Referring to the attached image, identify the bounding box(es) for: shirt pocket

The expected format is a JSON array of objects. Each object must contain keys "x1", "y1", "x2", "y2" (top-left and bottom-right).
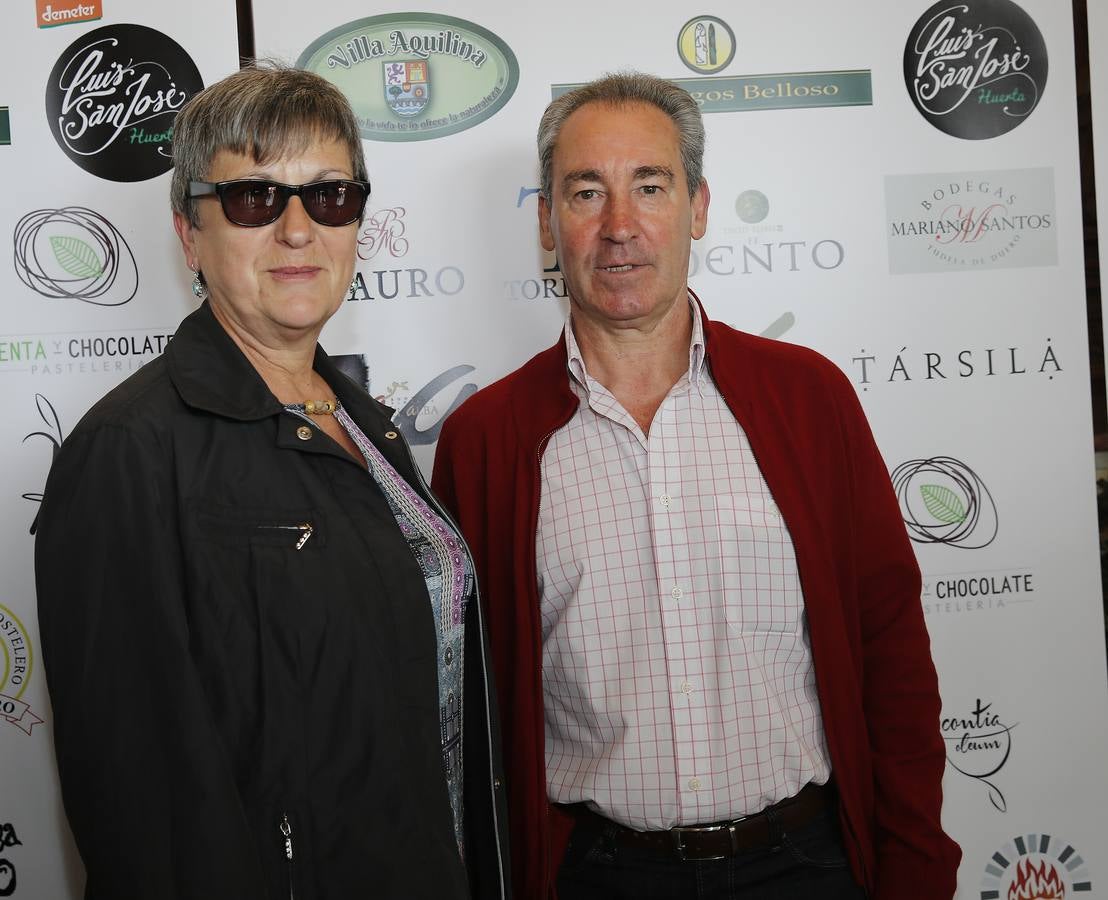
[{"x1": 714, "y1": 493, "x2": 802, "y2": 635}]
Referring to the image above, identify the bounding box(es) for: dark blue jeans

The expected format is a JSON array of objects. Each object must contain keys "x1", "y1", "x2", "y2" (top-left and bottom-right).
[{"x1": 556, "y1": 808, "x2": 866, "y2": 900}]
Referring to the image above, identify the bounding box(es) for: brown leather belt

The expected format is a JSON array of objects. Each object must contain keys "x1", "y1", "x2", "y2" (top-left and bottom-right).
[{"x1": 568, "y1": 782, "x2": 835, "y2": 862}]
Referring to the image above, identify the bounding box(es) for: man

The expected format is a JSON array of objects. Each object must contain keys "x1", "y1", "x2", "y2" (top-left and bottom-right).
[{"x1": 433, "y1": 73, "x2": 960, "y2": 899}]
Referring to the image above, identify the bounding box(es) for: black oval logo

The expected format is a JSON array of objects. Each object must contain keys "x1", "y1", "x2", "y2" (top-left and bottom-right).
[
  {"x1": 45, "y1": 23, "x2": 203, "y2": 181},
  {"x1": 904, "y1": 0, "x2": 1047, "y2": 139}
]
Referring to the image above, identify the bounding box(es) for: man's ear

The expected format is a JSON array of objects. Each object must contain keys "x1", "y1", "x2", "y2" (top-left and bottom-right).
[
  {"x1": 691, "y1": 179, "x2": 710, "y2": 240},
  {"x1": 538, "y1": 193, "x2": 556, "y2": 252}
]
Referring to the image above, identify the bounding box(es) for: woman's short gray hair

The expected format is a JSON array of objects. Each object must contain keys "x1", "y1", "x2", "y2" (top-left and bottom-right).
[
  {"x1": 537, "y1": 72, "x2": 705, "y2": 201},
  {"x1": 170, "y1": 62, "x2": 367, "y2": 227}
]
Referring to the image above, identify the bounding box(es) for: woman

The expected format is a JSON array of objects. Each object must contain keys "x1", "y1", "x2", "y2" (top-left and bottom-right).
[{"x1": 35, "y1": 65, "x2": 508, "y2": 900}]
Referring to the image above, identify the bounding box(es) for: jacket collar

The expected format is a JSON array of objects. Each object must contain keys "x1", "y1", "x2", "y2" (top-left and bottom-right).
[
  {"x1": 166, "y1": 301, "x2": 284, "y2": 421},
  {"x1": 165, "y1": 300, "x2": 392, "y2": 433}
]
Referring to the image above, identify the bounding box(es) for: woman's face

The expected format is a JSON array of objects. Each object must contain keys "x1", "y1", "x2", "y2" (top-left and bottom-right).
[{"x1": 174, "y1": 136, "x2": 359, "y2": 348}]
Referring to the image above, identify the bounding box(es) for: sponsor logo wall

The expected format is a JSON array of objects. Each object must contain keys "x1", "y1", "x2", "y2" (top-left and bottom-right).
[
  {"x1": 0, "y1": 0, "x2": 1104, "y2": 897},
  {"x1": 252, "y1": 4, "x2": 1108, "y2": 897},
  {"x1": 0, "y1": 0, "x2": 238, "y2": 895}
]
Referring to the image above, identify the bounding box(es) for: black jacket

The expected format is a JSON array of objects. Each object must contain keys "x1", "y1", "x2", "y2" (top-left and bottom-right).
[{"x1": 35, "y1": 302, "x2": 510, "y2": 900}]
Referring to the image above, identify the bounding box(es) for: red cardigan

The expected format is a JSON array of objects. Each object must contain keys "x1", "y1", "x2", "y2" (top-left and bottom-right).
[{"x1": 432, "y1": 306, "x2": 961, "y2": 900}]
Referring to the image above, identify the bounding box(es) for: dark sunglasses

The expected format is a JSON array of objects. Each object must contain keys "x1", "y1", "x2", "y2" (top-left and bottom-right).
[{"x1": 188, "y1": 178, "x2": 371, "y2": 227}]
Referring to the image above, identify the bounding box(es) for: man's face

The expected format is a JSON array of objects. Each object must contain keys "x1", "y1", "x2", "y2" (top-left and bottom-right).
[{"x1": 539, "y1": 101, "x2": 709, "y2": 332}]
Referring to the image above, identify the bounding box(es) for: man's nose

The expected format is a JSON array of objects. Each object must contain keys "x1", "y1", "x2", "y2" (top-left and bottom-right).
[{"x1": 601, "y1": 193, "x2": 637, "y2": 242}]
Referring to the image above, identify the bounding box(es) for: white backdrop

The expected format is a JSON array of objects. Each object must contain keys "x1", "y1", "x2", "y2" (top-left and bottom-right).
[
  {"x1": 1, "y1": 1, "x2": 1107, "y2": 897},
  {"x1": 0, "y1": 2, "x2": 238, "y2": 897}
]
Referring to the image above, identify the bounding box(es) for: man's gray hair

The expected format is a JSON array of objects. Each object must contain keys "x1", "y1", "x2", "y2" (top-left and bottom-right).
[
  {"x1": 171, "y1": 62, "x2": 368, "y2": 227},
  {"x1": 537, "y1": 72, "x2": 705, "y2": 201}
]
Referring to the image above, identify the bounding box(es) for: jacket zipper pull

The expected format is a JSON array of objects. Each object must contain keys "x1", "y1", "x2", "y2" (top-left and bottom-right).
[
  {"x1": 294, "y1": 523, "x2": 312, "y2": 550},
  {"x1": 280, "y1": 814, "x2": 295, "y2": 900},
  {"x1": 257, "y1": 522, "x2": 314, "y2": 550}
]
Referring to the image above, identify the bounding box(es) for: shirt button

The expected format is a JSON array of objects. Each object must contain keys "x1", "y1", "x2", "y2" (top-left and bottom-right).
[
  {"x1": 671, "y1": 587, "x2": 683, "y2": 600},
  {"x1": 296, "y1": 426, "x2": 313, "y2": 441},
  {"x1": 680, "y1": 681, "x2": 693, "y2": 695},
  {"x1": 660, "y1": 494, "x2": 672, "y2": 509},
  {"x1": 688, "y1": 777, "x2": 702, "y2": 791}
]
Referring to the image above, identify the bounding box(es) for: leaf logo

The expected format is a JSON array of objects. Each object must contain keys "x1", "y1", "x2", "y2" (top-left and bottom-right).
[
  {"x1": 50, "y1": 235, "x2": 104, "y2": 279},
  {"x1": 13, "y1": 207, "x2": 137, "y2": 305},
  {"x1": 890, "y1": 456, "x2": 998, "y2": 549},
  {"x1": 920, "y1": 483, "x2": 967, "y2": 524}
]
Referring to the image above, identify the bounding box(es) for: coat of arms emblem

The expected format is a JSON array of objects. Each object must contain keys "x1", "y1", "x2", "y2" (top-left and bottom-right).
[{"x1": 384, "y1": 60, "x2": 430, "y2": 117}]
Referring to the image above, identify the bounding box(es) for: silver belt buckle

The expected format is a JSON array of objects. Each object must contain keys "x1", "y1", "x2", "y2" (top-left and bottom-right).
[{"x1": 670, "y1": 820, "x2": 742, "y2": 862}]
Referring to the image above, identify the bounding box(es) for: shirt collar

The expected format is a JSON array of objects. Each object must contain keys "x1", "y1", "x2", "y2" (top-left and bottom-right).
[{"x1": 564, "y1": 293, "x2": 707, "y2": 395}]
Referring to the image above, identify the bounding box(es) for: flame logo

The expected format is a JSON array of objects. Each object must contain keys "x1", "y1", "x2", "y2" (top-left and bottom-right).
[{"x1": 1008, "y1": 858, "x2": 1066, "y2": 899}]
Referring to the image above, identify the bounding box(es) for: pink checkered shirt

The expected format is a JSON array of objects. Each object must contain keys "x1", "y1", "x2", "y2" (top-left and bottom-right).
[{"x1": 537, "y1": 299, "x2": 830, "y2": 831}]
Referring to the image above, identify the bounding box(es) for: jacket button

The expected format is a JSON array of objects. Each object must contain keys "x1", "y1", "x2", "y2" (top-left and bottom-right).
[
  {"x1": 493, "y1": 777, "x2": 502, "y2": 790},
  {"x1": 385, "y1": 430, "x2": 398, "y2": 440},
  {"x1": 296, "y1": 426, "x2": 313, "y2": 441}
]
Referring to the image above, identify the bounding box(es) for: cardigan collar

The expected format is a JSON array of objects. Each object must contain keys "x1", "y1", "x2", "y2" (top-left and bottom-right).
[{"x1": 508, "y1": 288, "x2": 751, "y2": 448}]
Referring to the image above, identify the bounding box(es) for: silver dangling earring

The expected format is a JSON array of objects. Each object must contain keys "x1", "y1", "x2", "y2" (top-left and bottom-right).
[{"x1": 191, "y1": 269, "x2": 208, "y2": 301}]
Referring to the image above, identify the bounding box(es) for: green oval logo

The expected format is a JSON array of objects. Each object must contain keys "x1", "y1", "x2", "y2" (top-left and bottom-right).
[{"x1": 298, "y1": 13, "x2": 519, "y2": 142}]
